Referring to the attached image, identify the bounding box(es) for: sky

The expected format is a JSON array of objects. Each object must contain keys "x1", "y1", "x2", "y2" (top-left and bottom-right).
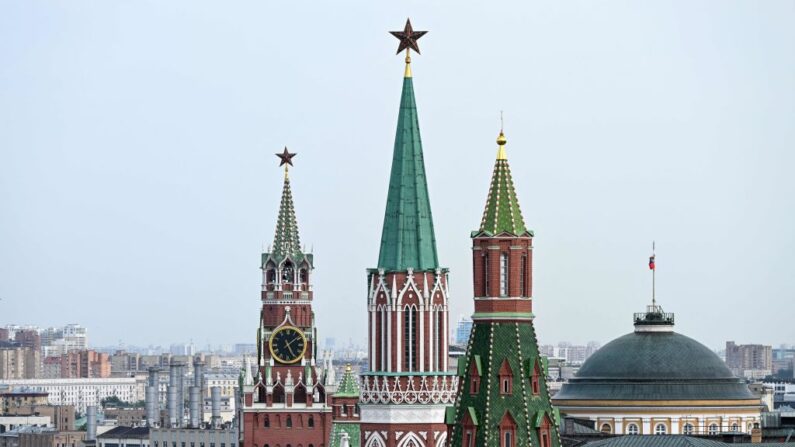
[{"x1": 1, "y1": 1, "x2": 793, "y2": 351}]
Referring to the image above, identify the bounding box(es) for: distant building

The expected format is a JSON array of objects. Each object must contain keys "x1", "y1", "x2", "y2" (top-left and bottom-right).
[
  {"x1": 150, "y1": 427, "x2": 236, "y2": 447},
  {"x1": 0, "y1": 330, "x2": 8, "y2": 343},
  {"x1": 59, "y1": 351, "x2": 111, "y2": 378},
  {"x1": 726, "y1": 341, "x2": 773, "y2": 378},
  {"x1": 554, "y1": 305, "x2": 762, "y2": 436},
  {"x1": 232, "y1": 344, "x2": 255, "y2": 356},
  {"x1": 0, "y1": 390, "x2": 75, "y2": 432},
  {"x1": 40, "y1": 358, "x2": 61, "y2": 380},
  {"x1": 453, "y1": 316, "x2": 472, "y2": 346},
  {"x1": 13, "y1": 331, "x2": 40, "y2": 352},
  {"x1": 0, "y1": 378, "x2": 143, "y2": 414},
  {"x1": 97, "y1": 426, "x2": 150, "y2": 447},
  {"x1": 0, "y1": 345, "x2": 40, "y2": 380}
]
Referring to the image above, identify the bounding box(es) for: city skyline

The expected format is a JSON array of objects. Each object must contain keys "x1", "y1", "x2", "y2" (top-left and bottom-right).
[{"x1": 2, "y1": 2, "x2": 793, "y2": 349}]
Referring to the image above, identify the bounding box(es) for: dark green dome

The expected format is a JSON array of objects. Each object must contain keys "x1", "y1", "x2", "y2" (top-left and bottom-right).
[{"x1": 554, "y1": 330, "x2": 756, "y2": 401}]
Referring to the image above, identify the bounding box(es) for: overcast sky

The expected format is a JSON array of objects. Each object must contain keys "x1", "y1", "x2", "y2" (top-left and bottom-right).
[{"x1": 1, "y1": 1, "x2": 793, "y2": 351}]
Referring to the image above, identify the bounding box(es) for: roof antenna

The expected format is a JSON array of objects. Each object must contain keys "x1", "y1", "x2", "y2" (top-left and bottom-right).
[{"x1": 500, "y1": 110, "x2": 504, "y2": 133}]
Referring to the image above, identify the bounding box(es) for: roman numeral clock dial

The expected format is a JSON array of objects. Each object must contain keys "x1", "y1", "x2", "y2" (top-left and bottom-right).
[{"x1": 268, "y1": 326, "x2": 307, "y2": 364}]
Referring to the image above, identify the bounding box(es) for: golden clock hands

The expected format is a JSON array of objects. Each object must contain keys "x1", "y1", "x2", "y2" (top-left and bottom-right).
[{"x1": 284, "y1": 339, "x2": 297, "y2": 356}]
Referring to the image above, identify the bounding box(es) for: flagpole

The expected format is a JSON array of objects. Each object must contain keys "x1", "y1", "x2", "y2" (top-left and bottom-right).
[{"x1": 652, "y1": 241, "x2": 656, "y2": 309}]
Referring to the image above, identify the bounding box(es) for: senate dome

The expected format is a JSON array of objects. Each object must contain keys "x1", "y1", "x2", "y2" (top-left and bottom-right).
[{"x1": 553, "y1": 305, "x2": 761, "y2": 436}]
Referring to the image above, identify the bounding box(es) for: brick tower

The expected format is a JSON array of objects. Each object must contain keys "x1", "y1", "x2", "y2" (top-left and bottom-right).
[
  {"x1": 241, "y1": 150, "x2": 333, "y2": 447},
  {"x1": 359, "y1": 19, "x2": 456, "y2": 447},
  {"x1": 446, "y1": 131, "x2": 561, "y2": 447}
]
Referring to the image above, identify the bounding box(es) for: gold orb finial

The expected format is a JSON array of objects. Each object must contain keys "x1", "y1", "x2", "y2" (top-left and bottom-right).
[
  {"x1": 345, "y1": 363, "x2": 352, "y2": 373},
  {"x1": 497, "y1": 130, "x2": 507, "y2": 146}
]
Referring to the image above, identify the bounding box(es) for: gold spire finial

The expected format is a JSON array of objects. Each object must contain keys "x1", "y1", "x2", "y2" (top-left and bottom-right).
[
  {"x1": 496, "y1": 112, "x2": 507, "y2": 160},
  {"x1": 404, "y1": 49, "x2": 412, "y2": 78},
  {"x1": 345, "y1": 363, "x2": 352, "y2": 373}
]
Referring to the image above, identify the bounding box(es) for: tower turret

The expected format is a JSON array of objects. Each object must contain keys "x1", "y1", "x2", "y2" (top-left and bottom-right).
[
  {"x1": 242, "y1": 150, "x2": 333, "y2": 447},
  {"x1": 359, "y1": 19, "x2": 456, "y2": 447},
  {"x1": 447, "y1": 129, "x2": 561, "y2": 447}
]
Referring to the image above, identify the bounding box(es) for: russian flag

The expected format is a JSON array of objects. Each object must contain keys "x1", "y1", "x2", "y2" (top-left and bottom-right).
[{"x1": 649, "y1": 255, "x2": 656, "y2": 270}]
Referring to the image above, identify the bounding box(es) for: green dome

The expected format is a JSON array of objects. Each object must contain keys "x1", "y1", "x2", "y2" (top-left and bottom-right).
[{"x1": 554, "y1": 330, "x2": 756, "y2": 401}]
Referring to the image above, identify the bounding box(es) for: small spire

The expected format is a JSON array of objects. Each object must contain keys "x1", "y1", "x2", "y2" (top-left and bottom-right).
[{"x1": 496, "y1": 111, "x2": 507, "y2": 160}]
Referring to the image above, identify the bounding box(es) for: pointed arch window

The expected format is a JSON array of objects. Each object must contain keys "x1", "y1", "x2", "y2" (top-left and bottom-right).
[
  {"x1": 499, "y1": 359, "x2": 513, "y2": 395},
  {"x1": 286, "y1": 415, "x2": 292, "y2": 428},
  {"x1": 520, "y1": 255, "x2": 527, "y2": 297},
  {"x1": 402, "y1": 306, "x2": 419, "y2": 372},
  {"x1": 469, "y1": 356, "x2": 481, "y2": 395},
  {"x1": 500, "y1": 253, "x2": 509, "y2": 296},
  {"x1": 282, "y1": 261, "x2": 294, "y2": 283},
  {"x1": 499, "y1": 411, "x2": 517, "y2": 447}
]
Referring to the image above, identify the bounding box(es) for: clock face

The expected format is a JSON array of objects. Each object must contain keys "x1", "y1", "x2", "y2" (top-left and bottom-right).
[{"x1": 268, "y1": 327, "x2": 306, "y2": 364}]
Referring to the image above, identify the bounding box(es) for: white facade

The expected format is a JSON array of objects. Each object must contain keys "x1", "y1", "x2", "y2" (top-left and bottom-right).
[
  {"x1": 560, "y1": 407, "x2": 761, "y2": 435},
  {"x1": 150, "y1": 427, "x2": 237, "y2": 447},
  {"x1": 0, "y1": 378, "x2": 144, "y2": 413}
]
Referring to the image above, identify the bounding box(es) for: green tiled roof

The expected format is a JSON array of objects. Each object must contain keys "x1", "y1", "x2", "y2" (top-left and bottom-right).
[
  {"x1": 329, "y1": 421, "x2": 361, "y2": 447},
  {"x1": 476, "y1": 134, "x2": 531, "y2": 237},
  {"x1": 335, "y1": 365, "x2": 360, "y2": 398},
  {"x1": 448, "y1": 321, "x2": 561, "y2": 446},
  {"x1": 377, "y1": 76, "x2": 439, "y2": 272},
  {"x1": 554, "y1": 331, "x2": 757, "y2": 401},
  {"x1": 271, "y1": 175, "x2": 302, "y2": 260}
]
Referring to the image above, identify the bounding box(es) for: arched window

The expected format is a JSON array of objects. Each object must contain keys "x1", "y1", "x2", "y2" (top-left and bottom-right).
[
  {"x1": 626, "y1": 424, "x2": 639, "y2": 435},
  {"x1": 300, "y1": 268, "x2": 308, "y2": 285},
  {"x1": 654, "y1": 424, "x2": 667, "y2": 435},
  {"x1": 683, "y1": 423, "x2": 694, "y2": 435},
  {"x1": 500, "y1": 253, "x2": 509, "y2": 296},
  {"x1": 731, "y1": 423, "x2": 739, "y2": 432},
  {"x1": 307, "y1": 416, "x2": 314, "y2": 427},
  {"x1": 708, "y1": 424, "x2": 718, "y2": 435},
  {"x1": 282, "y1": 261, "x2": 294, "y2": 283},
  {"x1": 342, "y1": 404, "x2": 348, "y2": 415},
  {"x1": 286, "y1": 415, "x2": 292, "y2": 428},
  {"x1": 403, "y1": 306, "x2": 418, "y2": 372},
  {"x1": 600, "y1": 424, "x2": 611, "y2": 434},
  {"x1": 264, "y1": 415, "x2": 270, "y2": 427},
  {"x1": 520, "y1": 255, "x2": 527, "y2": 297}
]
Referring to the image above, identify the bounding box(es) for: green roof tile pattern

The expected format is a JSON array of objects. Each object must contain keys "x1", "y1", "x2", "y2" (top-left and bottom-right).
[
  {"x1": 334, "y1": 365, "x2": 360, "y2": 398},
  {"x1": 328, "y1": 421, "x2": 361, "y2": 447},
  {"x1": 477, "y1": 136, "x2": 530, "y2": 237},
  {"x1": 271, "y1": 175, "x2": 302, "y2": 260},
  {"x1": 377, "y1": 76, "x2": 439, "y2": 271},
  {"x1": 448, "y1": 321, "x2": 561, "y2": 446}
]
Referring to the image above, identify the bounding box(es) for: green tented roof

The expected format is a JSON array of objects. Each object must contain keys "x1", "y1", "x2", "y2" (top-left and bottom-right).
[
  {"x1": 477, "y1": 142, "x2": 530, "y2": 237},
  {"x1": 448, "y1": 321, "x2": 562, "y2": 446},
  {"x1": 377, "y1": 76, "x2": 439, "y2": 271},
  {"x1": 334, "y1": 366, "x2": 360, "y2": 398},
  {"x1": 270, "y1": 175, "x2": 303, "y2": 260}
]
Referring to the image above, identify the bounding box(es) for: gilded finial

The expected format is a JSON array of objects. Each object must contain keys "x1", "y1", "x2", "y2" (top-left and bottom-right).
[
  {"x1": 345, "y1": 363, "x2": 352, "y2": 373},
  {"x1": 496, "y1": 113, "x2": 507, "y2": 160}
]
